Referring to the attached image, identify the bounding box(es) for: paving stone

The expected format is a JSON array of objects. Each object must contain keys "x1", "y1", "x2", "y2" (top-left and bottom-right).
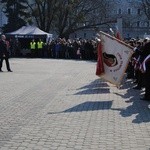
[{"x1": 0, "y1": 58, "x2": 149, "y2": 150}]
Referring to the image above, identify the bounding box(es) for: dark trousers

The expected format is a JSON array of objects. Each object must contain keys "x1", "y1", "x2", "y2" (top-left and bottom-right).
[
  {"x1": 145, "y1": 64, "x2": 150, "y2": 98},
  {"x1": 137, "y1": 71, "x2": 144, "y2": 88},
  {"x1": 0, "y1": 57, "x2": 11, "y2": 71}
]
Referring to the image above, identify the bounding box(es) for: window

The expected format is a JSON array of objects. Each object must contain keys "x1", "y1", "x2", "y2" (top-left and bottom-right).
[
  {"x1": 145, "y1": 21, "x2": 149, "y2": 27},
  {"x1": 118, "y1": 8, "x2": 122, "y2": 14},
  {"x1": 127, "y1": 8, "x2": 131, "y2": 14},
  {"x1": 137, "y1": 21, "x2": 140, "y2": 27},
  {"x1": 137, "y1": 9, "x2": 141, "y2": 15},
  {"x1": 126, "y1": 21, "x2": 131, "y2": 27},
  {"x1": 147, "y1": 21, "x2": 150, "y2": 27},
  {"x1": 74, "y1": 33, "x2": 77, "y2": 38}
]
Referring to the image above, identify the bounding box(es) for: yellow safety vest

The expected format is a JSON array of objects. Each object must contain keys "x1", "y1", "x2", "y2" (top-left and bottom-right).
[
  {"x1": 37, "y1": 41, "x2": 43, "y2": 49},
  {"x1": 30, "y1": 42, "x2": 36, "y2": 49}
]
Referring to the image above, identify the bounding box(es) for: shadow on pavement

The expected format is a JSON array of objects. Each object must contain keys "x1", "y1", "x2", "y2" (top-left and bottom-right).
[
  {"x1": 63, "y1": 101, "x2": 113, "y2": 112},
  {"x1": 48, "y1": 101, "x2": 113, "y2": 114},
  {"x1": 112, "y1": 79, "x2": 150, "y2": 123},
  {"x1": 48, "y1": 79, "x2": 111, "y2": 114},
  {"x1": 75, "y1": 79, "x2": 110, "y2": 95},
  {"x1": 75, "y1": 88, "x2": 110, "y2": 95}
]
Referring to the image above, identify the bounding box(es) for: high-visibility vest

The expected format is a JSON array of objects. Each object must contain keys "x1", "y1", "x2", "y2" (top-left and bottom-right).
[
  {"x1": 30, "y1": 42, "x2": 36, "y2": 49},
  {"x1": 37, "y1": 41, "x2": 43, "y2": 49}
]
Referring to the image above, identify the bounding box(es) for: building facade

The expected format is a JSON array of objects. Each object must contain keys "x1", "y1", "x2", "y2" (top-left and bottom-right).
[
  {"x1": 71, "y1": 0, "x2": 150, "y2": 39},
  {"x1": 0, "y1": 0, "x2": 149, "y2": 39},
  {"x1": 113, "y1": 0, "x2": 150, "y2": 39}
]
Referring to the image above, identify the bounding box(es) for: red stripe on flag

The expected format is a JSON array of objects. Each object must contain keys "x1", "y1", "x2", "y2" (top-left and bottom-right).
[
  {"x1": 96, "y1": 42, "x2": 104, "y2": 76},
  {"x1": 116, "y1": 31, "x2": 121, "y2": 40}
]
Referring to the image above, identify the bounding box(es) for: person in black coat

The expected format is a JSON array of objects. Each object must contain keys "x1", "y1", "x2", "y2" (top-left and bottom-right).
[
  {"x1": 0, "y1": 34, "x2": 12, "y2": 72},
  {"x1": 140, "y1": 39, "x2": 150, "y2": 101}
]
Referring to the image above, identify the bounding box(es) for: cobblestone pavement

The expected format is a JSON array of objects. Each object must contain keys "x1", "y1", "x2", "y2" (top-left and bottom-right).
[{"x1": 0, "y1": 58, "x2": 150, "y2": 150}]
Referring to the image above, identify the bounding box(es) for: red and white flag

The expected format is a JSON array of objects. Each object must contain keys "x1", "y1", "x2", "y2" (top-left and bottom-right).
[{"x1": 96, "y1": 31, "x2": 133, "y2": 86}]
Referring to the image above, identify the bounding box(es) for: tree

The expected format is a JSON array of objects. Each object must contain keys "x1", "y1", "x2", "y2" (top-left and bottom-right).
[
  {"x1": 26, "y1": 0, "x2": 115, "y2": 38},
  {"x1": 26, "y1": 0, "x2": 60, "y2": 32},
  {"x1": 141, "y1": 0, "x2": 150, "y2": 20},
  {"x1": 1, "y1": 0, "x2": 29, "y2": 33},
  {"x1": 53, "y1": 0, "x2": 115, "y2": 38}
]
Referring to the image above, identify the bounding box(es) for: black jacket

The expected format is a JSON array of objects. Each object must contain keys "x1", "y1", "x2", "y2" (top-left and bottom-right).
[
  {"x1": 0, "y1": 40, "x2": 9, "y2": 58},
  {"x1": 140, "y1": 42, "x2": 150, "y2": 62}
]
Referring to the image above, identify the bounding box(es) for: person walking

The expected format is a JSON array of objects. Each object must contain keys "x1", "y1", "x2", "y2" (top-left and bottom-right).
[{"x1": 0, "y1": 34, "x2": 12, "y2": 72}]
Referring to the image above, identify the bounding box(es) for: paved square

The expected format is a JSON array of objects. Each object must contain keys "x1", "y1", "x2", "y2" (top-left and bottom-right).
[{"x1": 0, "y1": 58, "x2": 150, "y2": 150}]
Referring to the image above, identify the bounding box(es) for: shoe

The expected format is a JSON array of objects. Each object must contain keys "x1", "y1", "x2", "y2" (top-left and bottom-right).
[
  {"x1": 140, "y1": 97, "x2": 150, "y2": 101},
  {"x1": 8, "y1": 70, "x2": 13, "y2": 72},
  {"x1": 133, "y1": 86, "x2": 141, "y2": 90},
  {"x1": 133, "y1": 80, "x2": 138, "y2": 84}
]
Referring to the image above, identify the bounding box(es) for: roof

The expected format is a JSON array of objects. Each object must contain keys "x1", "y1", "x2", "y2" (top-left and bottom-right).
[{"x1": 6, "y1": 25, "x2": 52, "y2": 38}]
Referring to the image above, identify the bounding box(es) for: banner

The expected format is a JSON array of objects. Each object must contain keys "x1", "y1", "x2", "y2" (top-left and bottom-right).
[{"x1": 96, "y1": 31, "x2": 133, "y2": 86}]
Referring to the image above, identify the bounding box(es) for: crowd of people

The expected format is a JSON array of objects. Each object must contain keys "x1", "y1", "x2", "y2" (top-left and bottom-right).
[
  {"x1": 30, "y1": 38, "x2": 97, "y2": 60},
  {"x1": 9, "y1": 37, "x2": 98, "y2": 60},
  {"x1": 126, "y1": 37, "x2": 150, "y2": 102}
]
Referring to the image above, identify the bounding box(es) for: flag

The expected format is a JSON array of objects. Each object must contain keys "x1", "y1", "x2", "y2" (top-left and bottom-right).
[
  {"x1": 96, "y1": 31, "x2": 133, "y2": 86},
  {"x1": 96, "y1": 41, "x2": 104, "y2": 76},
  {"x1": 115, "y1": 26, "x2": 121, "y2": 40},
  {"x1": 116, "y1": 31, "x2": 121, "y2": 40}
]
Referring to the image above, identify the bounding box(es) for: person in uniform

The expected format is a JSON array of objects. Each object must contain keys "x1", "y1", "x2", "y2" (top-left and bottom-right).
[
  {"x1": 30, "y1": 39, "x2": 37, "y2": 58},
  {"x1": 140, "y1": 38, "x2": 150, "y2": 101},
  {"x1": 37, "y1": 39, "x2": 44, "y2": 57}
]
